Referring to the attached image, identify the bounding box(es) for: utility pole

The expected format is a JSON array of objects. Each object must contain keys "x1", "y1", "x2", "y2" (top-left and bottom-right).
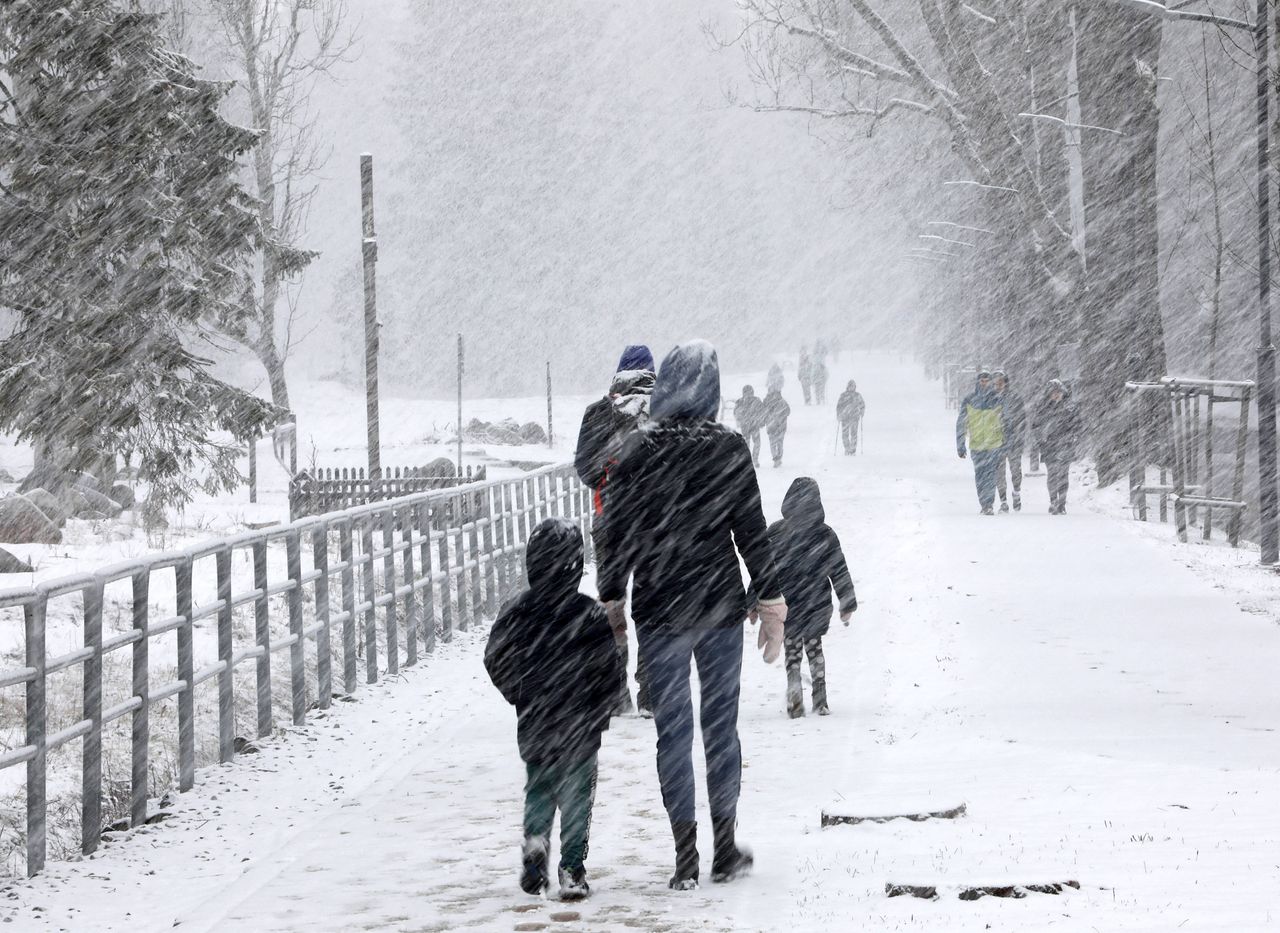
[
  {"x1": 1254, "y1": 0, "x2": 1277, "y2": 563},
  {"x1": 360, "y1": 154, "x2": 381, "y2": 480},
  {"x1": 546, "y1": 362, "x2": 554, "y2": 447},
  {"x1": 457, "y1": 333, "x2": 464, "y2": 476}
]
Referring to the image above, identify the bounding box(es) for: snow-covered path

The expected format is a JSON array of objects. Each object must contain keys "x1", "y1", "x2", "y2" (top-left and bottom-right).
[{"x1": 8, "y1": 354, "x2": 1280, "y2": 932}]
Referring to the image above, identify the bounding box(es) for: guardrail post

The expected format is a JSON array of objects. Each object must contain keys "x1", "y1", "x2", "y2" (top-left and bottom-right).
[
  {"x1": 339, "y1": 519, "x2": 357, "y2": 693},
  {"x1": 361, "y1": 518, "x2": 378, "y2": 682},
  {"x1": 252, "y1": 539, "x2": 272, "y2": 737},
  {"x1": 286, "y1": 529, "x2": 306, "y2": 724},
  {"x1": 481, "y1": 487, "x2": 497, "y2": 618},
  {"x1": 494, "y1": 484, "x2": 510, "y2": 604},
  {"x1": 25, "y1": 596, "x2": 46, "y2": 876},
  {"x1": 400, "y1": 505, "x2": 418, "y2": 667},
  {"x1": 215, "y1": 550, "x2": 234, "y2": 764},
  {"x1": 313, "y1": 523, "x2": 333, "y2": 707},
  {"x1": 515, "y1": 479, "x2": 529, "y2": 589},
  {"x1": 416, "y1": 501, "x2": 436, "y2": 653},
  {"x1": 81, "y1": 580, "x2": 103, "y2": 856},
  {"x1": 381, "y1": 507, "x2": 399, "y2": 675},
  {"x1": 454, "y1": 492, "x2": 469, "y2": 631},
  {"x1": 176, "y1": 558, "x2": 195, "y2": 791},
  {"x1": 132, "y1": 569, "x2": 152, "y2": 821},
  {"x1": 435, "y1": 501, "x2": 453, "y2": 643},
  {"x1": 468, "y1": 497, "x2": 483, "y2": 622}
]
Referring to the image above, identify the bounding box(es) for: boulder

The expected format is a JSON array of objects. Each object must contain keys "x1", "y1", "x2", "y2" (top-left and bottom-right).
[
  {"x1": 70, "y1": 487, "x2": 123, "y2": 519},
  {"x1": 19, "y1": 489, "x2": 68, "y2": 528},
  {"x1": 520, "y1": 422, "x2": 548, "y2": 445},
  {"x1": 0, "y1": 547, "x2": 32, "y2": 574},
  {"x1": 71, "y1": 472, "x2": 103, "y2": 494},
  {"x1": 0, "y1": 469, "x2": 15, "y2": 484},
  {"x1": 423, "y1": 457, "x2": 456, "y2": 478},
  {"x1": 19, "y1": 465, "x2": 65, "y2": 495},
  {"x1": 0, "y1": 495, "x2": 62, "y2": 544},
  {"x1": 108, "y1": 484, "x2": 136, "y2": 509}
]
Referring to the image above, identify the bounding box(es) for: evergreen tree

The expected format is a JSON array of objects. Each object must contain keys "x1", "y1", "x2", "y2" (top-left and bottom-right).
[{"x1": 0, "y1": 0, "x2": 281, "y2": 512}]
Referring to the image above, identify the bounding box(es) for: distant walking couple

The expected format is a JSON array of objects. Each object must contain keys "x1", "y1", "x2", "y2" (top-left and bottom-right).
[
  {"x1": 956, "y1": 369, "x2": 1081, "y2": 515},
  {"x1": 487, "y1": 341, "x2": 788, "y2": 899}
]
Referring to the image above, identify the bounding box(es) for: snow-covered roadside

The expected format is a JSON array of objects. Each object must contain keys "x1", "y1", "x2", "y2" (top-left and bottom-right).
[{"x1": 5, "y1": 352, "x2": 1280, "y2": 931}]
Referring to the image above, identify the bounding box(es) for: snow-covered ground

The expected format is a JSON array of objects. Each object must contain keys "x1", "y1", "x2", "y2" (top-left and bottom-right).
[{"x1": 4, "y1": 352, "x2": 1280, "y2": 931}]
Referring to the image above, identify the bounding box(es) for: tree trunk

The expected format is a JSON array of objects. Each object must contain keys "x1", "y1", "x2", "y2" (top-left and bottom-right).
[{"x1": 258, "y1": 340, "x2": 291, "y2": 411}]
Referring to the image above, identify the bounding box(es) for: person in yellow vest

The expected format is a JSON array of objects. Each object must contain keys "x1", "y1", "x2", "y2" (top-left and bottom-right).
[{"x1": 955, "y1": 370, "x2": 1005, "y2": 515}]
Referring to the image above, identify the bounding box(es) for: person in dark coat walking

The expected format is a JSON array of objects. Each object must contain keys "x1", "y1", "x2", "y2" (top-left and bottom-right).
[
  {"x1": 598, "y1": 340, "x2": 787, "y2": 891},
  {"x1": 755, "y1": 478, "x2": 856, "y2": 717},
  {"x1": 835, "y1": 381, "x2": 865, "y2": 455},
  {"x1": 574, "y1": 345, "x2": 655, "y2": 715},
  {"x1": 766, "y1": 363, "x2": 784, "y2": 394},
  {"x1": 484, "y1": 518, "x2": 625, "y2": 901},
  {"x1": 762, "y1": 387, "x2": 791, "y2": 468},
  {"x1": 733, "y1": 385, "x2": 765, "y2": 468},
  {"x1": 1032, "y1": 379, "x2": 1083, "y2": 514},
  {"x1": 798, "y1": 346, "x2": 814, "y2": 405},
  {"x1": 993, "y1": 371, "x2": 1027, "y2": 512},
  {"x1": 812, "y1": 357, "x2": 829, "y2": 405}
]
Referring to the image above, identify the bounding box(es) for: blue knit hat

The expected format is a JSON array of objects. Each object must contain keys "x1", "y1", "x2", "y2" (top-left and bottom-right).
[{"x1": 616, "y1": 345, "x2": 655, "y2": 373}]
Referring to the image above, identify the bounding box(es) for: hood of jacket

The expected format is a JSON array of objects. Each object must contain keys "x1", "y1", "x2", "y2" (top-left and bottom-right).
[
  {"x1": 650, "y1": 340, "x2": 721, "y2": 421},
  {"x1": 616, "y1": 345, "x2": 654, "y2": 374},
  {"x1": 781, "y1": 476, "x2": 825, "y2": 525},
  {"x1": 524, "y1": 517, "x2": 584, "y2": 605}
]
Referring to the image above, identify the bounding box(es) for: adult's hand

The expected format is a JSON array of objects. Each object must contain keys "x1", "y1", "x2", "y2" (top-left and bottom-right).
[
  {"x1": 957, "y1": 447, "x2": 967, "y2": 459},
  {"x1": 604, "y1": 600, "x2": 628, "y2": 647},
  {"x1": 756, "y1": 598, "x2": 787, "y2": 663},
  {"x1": 840, "y1": 609, "x2": 854, "y2": 625}
]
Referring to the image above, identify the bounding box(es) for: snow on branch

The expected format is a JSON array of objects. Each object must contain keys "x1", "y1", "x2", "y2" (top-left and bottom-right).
[{"x1": 1081, "y1": 0, "x2": 1251, "y2": 32}]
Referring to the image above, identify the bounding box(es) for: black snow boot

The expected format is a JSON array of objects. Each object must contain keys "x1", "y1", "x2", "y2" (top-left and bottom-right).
[
  {"x1": 710, "y1": 817, "x2": 754, "y2": 883},
  {"x1": 812, "y1": 678, "x2": 829, "y2": 716},
  {"x1": 786, "y1": 664, "x2": 804, "y2": 718},
  {"x1": 668, "y1": 820, "x2": 700, "y2": 890},
  {"x1": 520, "y1": 836, "x2": 550, "y2": 895},
  {"x1": 558, "y1": 865, "x2": 590, "y2": 901}
]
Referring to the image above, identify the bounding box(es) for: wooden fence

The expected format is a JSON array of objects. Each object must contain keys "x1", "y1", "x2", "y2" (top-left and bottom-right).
[
  {"x1": 0, "y1": 463, "x2": 589, "y2": 877},
  {"x1": 289, "y1": 465, "x2": 489, "y2": 518}
]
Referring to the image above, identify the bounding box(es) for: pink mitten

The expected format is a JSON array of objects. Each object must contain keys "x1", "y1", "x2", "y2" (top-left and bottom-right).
[{"x1": 756, "y1": 598, "x2": 787, "y2": 663}]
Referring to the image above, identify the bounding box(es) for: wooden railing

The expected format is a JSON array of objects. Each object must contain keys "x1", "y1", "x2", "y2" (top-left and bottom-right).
[
  {"x1": 289, "y1": 464, "x2": 489, "y2": 518},
  {"x1": 0, "y1": 463, "x2": 590, "y2": 877}
]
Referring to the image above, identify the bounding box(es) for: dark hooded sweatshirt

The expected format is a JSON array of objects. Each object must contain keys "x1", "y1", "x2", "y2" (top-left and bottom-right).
[
  {"x1": 597, "y1": 341, "x2": 782, "y2": 632},
  {"x1": 762, "y1": 478, "x2": 856, "y2": 641},
  {"x1": 484, "y1": 518, "x2": 624, "y2": 765}
]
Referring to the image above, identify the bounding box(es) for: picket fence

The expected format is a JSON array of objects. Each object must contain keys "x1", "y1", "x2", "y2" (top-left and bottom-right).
[{"x1": 0, "y1": 463, "x2": 588, "y2": 877}]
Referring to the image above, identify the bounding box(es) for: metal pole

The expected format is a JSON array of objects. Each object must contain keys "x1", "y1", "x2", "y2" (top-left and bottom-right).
[
  {"x1": 546, "y1": 361, "x2": 554, "y2": 447},
  {"x1": 457, "y1": 333, "x2": 464, "y2": 476},
  {"x1": 360, "y1": 154, "x2": 381, "y2": 481},
  {"x1": 1256, "y1": 3, "x2": 1278, "y2": 564}
]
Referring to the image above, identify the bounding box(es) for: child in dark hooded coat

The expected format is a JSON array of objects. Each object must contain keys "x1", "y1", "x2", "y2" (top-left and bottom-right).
[
  {"x1": 484, "y1": 518, "x2": 624, "y2": 901},
  {"x1": 757, "y1": 478, "x2": 857, "y2": 717}
]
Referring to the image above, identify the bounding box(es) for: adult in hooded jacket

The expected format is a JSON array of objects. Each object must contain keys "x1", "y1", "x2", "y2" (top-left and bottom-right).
[
  {"x1": 1032, "y1": 380, "x2": 1082, "y2": 514},
  {"x1": 956, "y1": 370, "x2": 1005, "y2": 514},
  {"x1": 835, "y1": 381, "x2": 865, "y2": 455},
  {"x1": 597, "y1": 340, "x2": 786, "y2": 891},
  {"x1": 733, "y1": 385, "x2": 765, "y2": 467}
]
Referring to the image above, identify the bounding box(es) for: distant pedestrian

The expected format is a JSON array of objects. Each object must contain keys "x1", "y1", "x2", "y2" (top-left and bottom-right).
[
  {"x1": 755, "y1": 478, "x2": 857, "y2": 718},
  {"x1": 766, "y1": 363, "x2": 784, "y2": 394},
  {"x1": 835, "y1": 380, "x2": 864, "y2": 455},
  {"x1": 573, "y1": 344, "x2": 655, "y2": 715},
  {"x1": 734, "y1": 385, "x2": 765, "y2": 467},
  {"x1": 798, "y1": 346, "x2": 814, "y2": 405},
  {"x1": 763, "y1": 386, "x2": 791, "y2": 467},
  {"x1": 956, "y1": 370, "x2": 1005, "y2": 515},
  {"x1": 1032, "y1": 379, "x2": 1082, "y2": 515},
  {"x1": 812, "y1": 356, "x2": 829, "y2": 405},
  {"x1": 993, "y1": 370, "x2": 1026, "y2": 513},
  {"x1": 484, "y1": 518, "x2": 624, "y2": 902},
  {"x1": 598, "y1": 340, "x2": 786, "y2": 891}
]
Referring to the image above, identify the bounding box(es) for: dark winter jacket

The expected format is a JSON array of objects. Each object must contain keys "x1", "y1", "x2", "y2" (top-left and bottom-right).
[
  {"x1": 836, "y1": 383, "x2": 865, "y2": 425},
  {"x1": 574, "y1": 362, "x2": 655, "y2": 493},
  {"x1": 484, "y1": 518, "x2": 624, "y2": 765},
  {"x1": 734, "y1": 387, "x2": 764, "y2": 435},
  {"x1": 798, "y1": 351, "x2": 814, "y2": 387},
  {"x1": 757, "y1": 479, "x2": 856, "y2": 641},
  {"x1": 1032, "y1": 385, "x2": 1083, "y2": 463},
  {"x1": 762, "y1": 389, "x2": 791, "y2": 435},
  {"x1": 956, "y1": 380, "x2": 1004, "y2": 454},
  {"x1": 998, "y1": 388, "x2": 1028, "y2": 450},
  {"x1": 766, "y1": 364, "x2": 784, "y2": 393},
  {"x1": 597, "y1": 341, "x2": 782, "y2": 632}
]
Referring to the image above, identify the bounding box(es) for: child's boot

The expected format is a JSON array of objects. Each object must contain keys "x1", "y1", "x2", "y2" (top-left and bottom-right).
[
  {"x1": 786, "y1": 666, "x2": 804, "y2": 718},
  {"x1": 812, "y1": 677, "x2": 829, "y2": 716},
  {"x1": 520, "y1": 836, "x2": 550, "y2": 895}
]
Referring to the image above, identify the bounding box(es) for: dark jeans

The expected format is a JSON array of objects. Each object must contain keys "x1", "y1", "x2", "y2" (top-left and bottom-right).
[
  {"x1": 840, "y1": 419, "x2": 860, "y2": 454},
  {"x1": 767, "y1": 429, "x2": 786, "y2": 465},
  {"x1": 996, "y1": 446, "x2": 1023, "y2": 500},
  {"x1": 970, "y1": 449, "x2": 1001, "y2": 509},
  {"x1": 801, "y1": 381, "x2": 812, "y2": 404},
  {"x1": 745, "y1": 430, "x2": 761, "y2": 467},
  {"x1": 524, "y1": 753, "x2": 598, "y2": 872},
  {"x1": 1046, "y1": 459, "x2": 1071, "y2": 510},
  {"x1": 640, "y1": 625, "x2": 743, "y2": 825}
]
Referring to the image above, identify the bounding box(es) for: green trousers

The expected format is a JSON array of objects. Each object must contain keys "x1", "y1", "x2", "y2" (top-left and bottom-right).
[{"x1": 524, "y1": 753, "x2": 598, "y2": 872}]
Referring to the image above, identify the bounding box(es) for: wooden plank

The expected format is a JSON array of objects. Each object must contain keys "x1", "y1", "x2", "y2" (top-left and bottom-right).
[
  {"x1": 361, "y1": 519, "x2": 378, "y2": 682},
  {"x1": 175, "y1": 558, "x2": 196, "y2": 791},
  {"x1": 81, "y1": 580, "x2": 104, "y2": 856},
  {"x1": 339, "y1": 520, "x2": 357, "y2": 693},
  {"x1": 25, "y1": 597, "x2": 46, "y2": 876},
  {"x1": 285, "y1": 529, "x2": 306, "y2": 725},
  {"x1": 481, "y1": 485, "x2": 497, "y2": 618},
  {"x1": 436, "y1": 501, "x2": 453, "y2": 643},
  {"x1": 215, "y1": 550, "x2": 235, "y2": 764},
  {"x1": 822, "y1": 802, "x2": 966, "y2": 826},
  {"x1": 381, "y1": 508, "x2": 398, "y2": 675},
  {"x1": 468, "y1": 498, "x2": 483, "y2": 622},
  {"x1": 252, "y1": 539, "x2": 272, "y2": 738},
  {"x1": 417, "y1": 502, "x2": 436, "y2": 654},
  {"x1": 313, "y1": 523, "x2": 333, "y2": 707},
  {"x1": 400, "y1": 505, "x2": 418, "y2": 668},
  {"x1": 132, "y1": 569, "x2": 152, "y2": 823},
  {"x1": 454, "y1": 493, "x2": 468, "y2": 632}
]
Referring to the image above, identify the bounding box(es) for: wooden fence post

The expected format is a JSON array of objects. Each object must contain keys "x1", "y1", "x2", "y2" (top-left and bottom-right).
[
  {"x1": 215, "y1": 550, "x2": 234, "y2": 764},
  {"x1": 25, "y1": 596, "x2": 46, "y2": 876},
  {"x1": 133, "y1": 569, "x2": 153, "y2": 819},
  {"x1": 1230, "y1": 386, "x2": 1252, "y2": 547},
  {"x1": 454, "y1": 493, "x2": 469, "y2": 631},
  {"x1": 381, "y1": 508, "x2": 399, "y2": 675},
  {"x1": 313, "y1": 523, "x2": 333, "y2": 708},
  {"x1": 81, "y1": 580, "x2": 103, "y2": 856},
  {"x1": 252, "y1": 539, "x2": 272, "y2": 738},
  {"x1": 361, "y1": 518, "x2": 378, "y2": 682},
  {"x1": 468, "y1": 500, "x2": 483, "y2": 622},
  {"x1": 286, "y1": 529, "x2": 307, "y2": 725},
  {"x1": 435, "y1": 501, "x2": 453, "y2": 643},
  {"x1": 417, "y1": 501, "x2": 436, "y2": 653},
  {"x1": 401, "y1": 505, "x2": 418, "y2": 667},
  {"x1": 482, "y1": 487, "x2": 497, "y2": 618},
  {"x1": 339, "y1": 519, "x2": 358, "y2": 693},
  {"x1": 176, "y1": 558, "x2": 195, "y2": 791}
]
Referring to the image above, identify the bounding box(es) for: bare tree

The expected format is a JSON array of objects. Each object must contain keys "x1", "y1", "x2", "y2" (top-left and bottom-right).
[{"x1": 205, "y1": 0, "x2": 357, "y2": 410}]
